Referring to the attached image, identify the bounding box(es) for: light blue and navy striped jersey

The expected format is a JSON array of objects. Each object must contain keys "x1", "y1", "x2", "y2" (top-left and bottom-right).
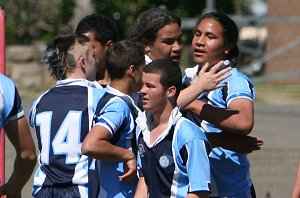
[
  {"x1": 93, "y1": 85, "x2": 140, "y2": 198},
  {"x1": 136, "y1": 107, "x2": 211, "y2": 198},
  {"x1": 183, "y1": 66, "x2": 255, "y2": 197},
  {"x1": 0, "y1": 73, "x2": 24, "y2": 129},
  {"x1": 29, "y1": 79, "x2": 106, "y2": 197}
]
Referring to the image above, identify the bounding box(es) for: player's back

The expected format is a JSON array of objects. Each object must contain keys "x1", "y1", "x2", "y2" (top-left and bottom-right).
[{"x1": 30, "y1": 79, "x2": 105, "y2": 195}]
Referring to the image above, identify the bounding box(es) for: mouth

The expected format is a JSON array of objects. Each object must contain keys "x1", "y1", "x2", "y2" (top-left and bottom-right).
[
  {"x1": 171, "y1": 55, "x2": 181, "y2": 63},
  {"x1": 142, "y1": 97, "x2": 149, "y2": 104},
  {"x1": 193, "y1": 48, "x2": 207, "y2": 58}
]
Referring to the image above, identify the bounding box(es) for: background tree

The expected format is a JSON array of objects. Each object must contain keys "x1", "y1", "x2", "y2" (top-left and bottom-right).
[
  {"x1": 2, "y1": 0, "x2": 250, "y2": 44},
  {"x1": 2, "y1": 0, "x2": 75, "y2": 44}
]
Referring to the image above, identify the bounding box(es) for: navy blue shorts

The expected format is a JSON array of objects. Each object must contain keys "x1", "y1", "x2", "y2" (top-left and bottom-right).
[{"x1": 34, "y1": 186, "x2": 81, "y2": 198}]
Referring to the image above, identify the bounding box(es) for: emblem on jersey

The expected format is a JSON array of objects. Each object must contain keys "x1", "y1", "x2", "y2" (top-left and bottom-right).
[
  {"x1": 159, "y1": 154, "x2": 173, "y2": 168},
  {"x1": 138, "y1": 144, "x2": 145, "y2": 157}
]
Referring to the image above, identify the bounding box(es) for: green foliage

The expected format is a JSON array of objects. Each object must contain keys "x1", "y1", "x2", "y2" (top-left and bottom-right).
[
  {"x1": 91, "y1": 0, "x2": 236, "y2": 40},
  {"x1": 2, "y1": 0, "x2": 75, "y2": 44},
  {"x1": 2, "y1": 0, "x2": 242, "y2": 44}
]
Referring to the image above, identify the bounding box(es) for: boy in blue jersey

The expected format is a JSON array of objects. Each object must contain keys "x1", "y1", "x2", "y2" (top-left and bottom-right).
[
  {"x1": 181, "y1": 12, "x2": 258, "y2": 198},
  {"x1": 29, "y1": 33, "x2": 105, "y2": 197},
  {"x1": 135, "y1": 59, "x2": 211, "y2": 198},
  {"x1": 82, "y1": 40, "x2": 145, "y2": 197},
  {"x1": 128, "y1": 8, "x2": 262, "y2": 154},
  {"x1": 0, "y1": 74, "x2": 36, "y2": 197}
]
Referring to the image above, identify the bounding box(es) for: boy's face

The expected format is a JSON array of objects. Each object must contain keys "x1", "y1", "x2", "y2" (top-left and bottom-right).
[
  {"x1": 84, "y1": 43, "x2": 97, "y2": 81},
  {"x1": 192, "y1": 18, "x2": 227, "y2": 67},
  {"x1": 140, "y1": 72, "x2": 167, "y2": 113},
  {"x1": 146, "y1": 23, "x2": 183, "y2": 64},
  {"x1": 83, "y1": 31, "x2": 107, "y2": 79}
]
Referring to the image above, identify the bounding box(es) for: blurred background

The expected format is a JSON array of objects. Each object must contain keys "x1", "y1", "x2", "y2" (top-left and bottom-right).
[{"x1": 1, "y1": 0, "x2": 300, "y2": 197}]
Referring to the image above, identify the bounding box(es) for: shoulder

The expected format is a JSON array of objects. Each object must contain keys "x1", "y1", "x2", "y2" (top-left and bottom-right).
[
  {"x1": 175, "y1": 118, "x2": 207, "y2": 142},
  {"x1": 225, "y1": 68, "x2": 254, "y2": 84},
  {"x1": 0, "y1": 74, "x2": 15, "y2": 93},
  {"x1": 102, "y1": 95, "x2": 131, "y2": 114}
]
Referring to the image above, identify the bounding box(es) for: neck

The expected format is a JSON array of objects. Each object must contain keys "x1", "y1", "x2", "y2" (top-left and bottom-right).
[
  {"x1": 151, "y1": 103, "x2": 174, "y2": 129},
  {"x1": 66, "y1": 71, "x2": 85, "y2": 80},
  {"x1": 98, "y1": 70, "x2": 110, "y2": 85},
  {"x1": 109, "y1": 78, "x2": 132, "y2": 96}
]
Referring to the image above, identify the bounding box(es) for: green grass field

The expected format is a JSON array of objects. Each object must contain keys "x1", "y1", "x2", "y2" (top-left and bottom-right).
[{"x1": 254, "y1": 82, "x2": 300, "y2": 104}]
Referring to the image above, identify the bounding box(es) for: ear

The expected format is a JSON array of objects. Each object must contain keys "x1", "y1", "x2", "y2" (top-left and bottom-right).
[
  {"x1": 105, "y1": 40, "x2": 113, "y2": 49},
  {"x1": 166, "y1": 86, "x2": 177, "y2": 98},
  {"x1": 225, "y1": 43, "x2": 233, "y2": 55},
  {"x1": 79, "y1": 56, "x2": 86, "y2": 71},
  {"x1": 127, "y1": 64, "x2": 135, "y2": 78},
  {"x1": 141, "y1": 37, "x2": 150, "y2": 53}
]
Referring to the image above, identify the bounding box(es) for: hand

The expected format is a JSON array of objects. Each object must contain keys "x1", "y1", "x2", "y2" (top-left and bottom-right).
[
  {"x1": 195, "y1": 61, "x2": 231, "y2": 92},
  {"x1": 0, "y1": 183, "x2": 21, "y2": 198},
  {"x1": 211, "y1": 132, "x2": 264, "y2": 154},
  {"x1": 119, "y1": 156, "x2": 137, "y2": 182}
]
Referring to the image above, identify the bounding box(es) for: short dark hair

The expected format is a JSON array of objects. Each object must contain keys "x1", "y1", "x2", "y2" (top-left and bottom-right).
[
  {"x1": 75, "y1": 14, "x2": 119, "y2": 44},
  {"x1": 43, "y1": 33, "x2": 89, "y2": 80},
  {"x1": 144, "y1": 59, "x2": 182, "y2": 98},
  {"x1": 127, "y1": 8, "x2": 181, "y2": 45},
  {"x1": 105, "y1": 40, "x2": 145, "y2": 80},
  {"x1": 196, "y1": 12, "x2": 239, "y2": 63}
]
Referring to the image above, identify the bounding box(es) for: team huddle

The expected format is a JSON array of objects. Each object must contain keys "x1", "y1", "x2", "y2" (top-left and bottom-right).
[{"x1": 0, "y1": 8, "x2": 264, "y2": 198}]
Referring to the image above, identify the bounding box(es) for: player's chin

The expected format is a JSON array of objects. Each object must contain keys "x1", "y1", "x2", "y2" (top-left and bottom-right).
[
  {"x1": 171, "y1": 56, "x2": 181, "y2": 64},
  {"x1": 193, "y1": 55, "x2": 206, "y2": 65}
]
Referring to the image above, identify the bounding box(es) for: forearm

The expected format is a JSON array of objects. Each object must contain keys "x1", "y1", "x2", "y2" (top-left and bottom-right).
[
  {"x1": 82, "y1": 139, "x2": 135, "y2": 162},
  {"x1": 7, "y1": 154, "x2": 36, "y2": 192},
  {"x1": 134, "y1": 177, "x2": 148, "y2": 198},
  {"x1": 3, "y1": 117, "x2": 37, "y2": 192},
  {"x1": 185, "y1": 100, "x2": 253, "y2": 135},
  {"x1": 177, "y1": 83, "x2": 205, "y2": 108},
  {"x1": 186, "y1": 191, "x2": 209, "y2": 198},
  {"x1": 292, "y1": 163, "x2": 300, "y2": 198}
]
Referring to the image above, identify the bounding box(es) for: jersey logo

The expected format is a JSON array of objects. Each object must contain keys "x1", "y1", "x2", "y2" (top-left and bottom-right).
[
  {"x1": 138, "y1": 144, "x2": 145, "y2": 157},
  {"x1": 159, "y1": 154, "x2": 173, "y2": 168}
]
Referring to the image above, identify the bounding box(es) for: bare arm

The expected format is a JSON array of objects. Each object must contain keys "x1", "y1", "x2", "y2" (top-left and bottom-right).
[
  {"x1": 82, "y1": 125, "x2": 136, "y2": 181},
  {"x1": 0, "y1": 117, "x2": 37, "y2": 198},
  {"x1": 134, "y1": 177, "x2": 148, "y2": 198},
  {"x1": 206, "y1": 132, "x2": 263, "y2": 154},
  {"x1": 177, "y1": 61, "x2": 231, "y2": 109},
  {"x1": 186, "y1": 191, "x2": 209, "y2": 198},
  {"x1": 292, "y1": 162, "x2": 300, "y2": 198},
  {"x1": 184, "y1": 98, "x2": 254, "y2": 135}
]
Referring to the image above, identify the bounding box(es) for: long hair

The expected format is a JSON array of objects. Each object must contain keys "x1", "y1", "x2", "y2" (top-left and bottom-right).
[
  {"x1": 127, "y1": 8, "x2": 181, "y2": 45},
  {"x1": 196, "y1": 12, "x2": 239, "y2": 64}
]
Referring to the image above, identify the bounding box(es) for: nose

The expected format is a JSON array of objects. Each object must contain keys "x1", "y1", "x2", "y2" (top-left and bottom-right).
[
  {"x1": 195, "y1": 36, "x2": 205, "y2": 47},
  {"x1": 140, "y1": 84, "x2": 147, "y2": 94},
  {"x1": 173, "y1": 40, "x2": 183, "y2": 52}
]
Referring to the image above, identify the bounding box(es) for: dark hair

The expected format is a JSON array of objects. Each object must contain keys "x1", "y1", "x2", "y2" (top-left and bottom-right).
[
  {"x1": 75, "y1": 14, "x2": 119, "y2": 44},
  {"x1": 43, "y1": 33, "x2": 89, "y2": 80},
  {"x1": 105, "y1": 40, "x2": 145, "y2": 80},
  {"x1": 127, "y1": 8, "x2": 181, "y2": 45},
  {"x1": 144, "y1": 59, "x2": 182, "y2": 98},
  {"x1": 196, "y1": 12, "x2": 239, "y2": 63}
]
